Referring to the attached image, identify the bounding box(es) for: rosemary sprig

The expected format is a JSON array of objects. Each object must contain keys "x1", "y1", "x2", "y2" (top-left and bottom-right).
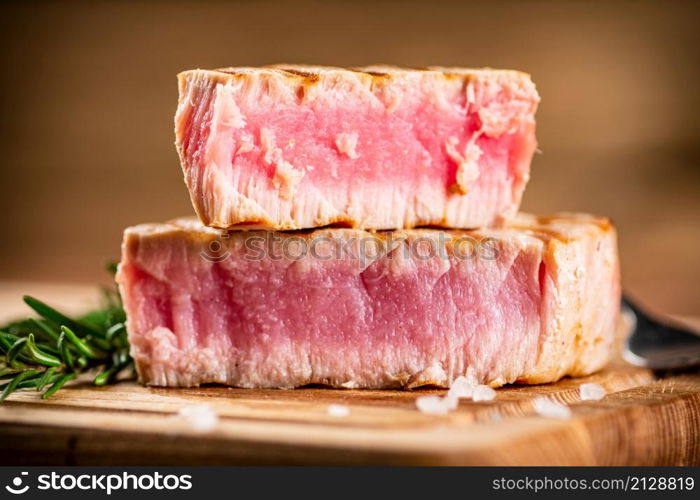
[{"x1": 0, "y1": 264, "x2": 133, "y2": 400}]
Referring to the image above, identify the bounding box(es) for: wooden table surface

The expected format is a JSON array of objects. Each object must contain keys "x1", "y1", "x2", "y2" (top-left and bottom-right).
[{"x1": 0, "y1": 282, "x2": 699, "y2": 466}]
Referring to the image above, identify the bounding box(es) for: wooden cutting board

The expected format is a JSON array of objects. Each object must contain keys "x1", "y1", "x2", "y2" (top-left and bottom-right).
[{"x1": 0, "y1": 282, "x2": 699, "y2": 466}]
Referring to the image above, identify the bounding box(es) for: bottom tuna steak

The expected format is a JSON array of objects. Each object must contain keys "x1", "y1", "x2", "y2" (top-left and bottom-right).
[{"x1": 117, "y1": 213, "x2": 619, "y2": 388}]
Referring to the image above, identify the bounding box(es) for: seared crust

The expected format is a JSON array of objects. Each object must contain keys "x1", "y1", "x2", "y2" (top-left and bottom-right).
[
  {"x1": 183, "y1": 64, "x2": 534, "y2": 84},
  {"x1": 125, "y1": 212, "x2": 613, "y2": 244},
  {"x1": 178, "y1": 65, "x2": 537, "y2": 110}
]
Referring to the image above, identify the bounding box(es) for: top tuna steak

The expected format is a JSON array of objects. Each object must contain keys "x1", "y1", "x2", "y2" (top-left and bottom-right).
[{"x1": 175, "y1": 65, "x2": 539, "y2": 230}]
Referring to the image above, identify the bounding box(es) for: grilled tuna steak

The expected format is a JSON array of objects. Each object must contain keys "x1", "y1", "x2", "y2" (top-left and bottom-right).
[
  {"x1": 175, "y1": 65, "x2": 539, "y2": 230},
  {"x1": 117, "y1": 213, "x2": 619, "y2": 388}
]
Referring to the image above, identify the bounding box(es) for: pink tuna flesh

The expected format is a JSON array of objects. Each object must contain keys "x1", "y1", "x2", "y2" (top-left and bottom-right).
[
  {"x1": 175, "y1": 65, "x2": 540, "y2": 230},
  {"x1": 117, "y1": 213, "x2": 619, "y2": 388}
]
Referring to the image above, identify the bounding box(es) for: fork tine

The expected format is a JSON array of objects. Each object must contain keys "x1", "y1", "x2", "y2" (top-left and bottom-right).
[{"x1": 623, "y1": 294, "x2": 700, "y2": 370}]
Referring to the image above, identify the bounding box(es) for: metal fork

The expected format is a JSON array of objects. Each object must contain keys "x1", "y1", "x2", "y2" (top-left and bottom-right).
[{"x1": 623, "y1": 296, "x2": 700, "y2": 370}]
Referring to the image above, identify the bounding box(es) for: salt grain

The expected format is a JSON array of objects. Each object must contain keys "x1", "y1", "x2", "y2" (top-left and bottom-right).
[
  {"x1": 177, "y1": 404, "x2": 219, "y2": 432},
  {"x1": 327, "y1": 404, "x2": 350, "y2": 417},
  {"x1": 416, "y1": 395, "x2": 451, "y2": 415},
  {"x1": 444, "y1": 376, "x2": 477, "y2": 409},
  {"x1": 532, "y1": 397, "x2": 571, "y2": 420},
  {"x1": 417, "y1": 379, "x2": 499, "y2": 415},
  {"x1": 472, "y1": 385, "x2": 497, "y2": 402},
  {"x1": 579, "y1": 382, "x2": 606, "y2": 401},
  {"x1": 447, "y1": 376, "x2": 476, "y2": 400}
]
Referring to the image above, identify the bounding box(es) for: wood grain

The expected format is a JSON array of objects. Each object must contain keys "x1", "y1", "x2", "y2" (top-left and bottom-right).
[
  {"x1": 0, "y1": 283, "x2": 698, "y2": 465},
  {"x1": 1, "y1": 365, "x2": 698, "y2": 465}
]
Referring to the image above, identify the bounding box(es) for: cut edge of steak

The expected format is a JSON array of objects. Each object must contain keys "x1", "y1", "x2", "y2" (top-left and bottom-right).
[
  {"x1": 175, "y1": 65, "x2": 539, "y2": 230},
  {"x1": 116, "y1": 213, "x2": 619, "y2": 389}
]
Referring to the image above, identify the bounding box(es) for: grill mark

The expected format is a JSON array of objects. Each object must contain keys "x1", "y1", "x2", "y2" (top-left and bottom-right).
[
  {"x1": 272, "y1": 67, "x2": 321, "y2": 82},
  {"x1": 349, "y1": 66, "x2": 399, "y2": 77},
  {"x1": 215, "y1": 68, "x2": 247, "y2": 76}
]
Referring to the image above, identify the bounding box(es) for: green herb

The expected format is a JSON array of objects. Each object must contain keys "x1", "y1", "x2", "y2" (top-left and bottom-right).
[{"x1": 0, "y1": 263, "x2": 133, "y2": 400}]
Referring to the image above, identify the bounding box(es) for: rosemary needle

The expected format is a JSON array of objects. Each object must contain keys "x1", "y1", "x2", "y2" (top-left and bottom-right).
[
  {"x1": 35, "y1": 367, "x2": 57, "y2": 391},
  {"x1": 60, "y1": 326, "x2": 108, "y2": 360},
  {"x1": 57, "y1": 331, "x2": 76, "y2": 372},
  {"x1": 25, "y1": 334, "x2": 62, "y2": 367},
  {"x1": 7, "y1": 337, "x2": 29, "y2": 369},
  {"x1": 29, "y1": 318, "x2": 61, "y2": 344},
  {"x1": 23, "y1": 296, "x2": 103, "y2": 339},
  {"x1": 42, "y1": 373, "x2": 77, "y2": 399},
  {"x1": 1, "y1": 369, "x2": 40, "y2": 400}
]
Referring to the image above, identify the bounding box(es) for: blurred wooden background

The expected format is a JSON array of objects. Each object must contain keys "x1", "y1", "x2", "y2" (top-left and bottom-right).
[{"x1": 0, "y1": 0, "x2": 698, "y2": 314}]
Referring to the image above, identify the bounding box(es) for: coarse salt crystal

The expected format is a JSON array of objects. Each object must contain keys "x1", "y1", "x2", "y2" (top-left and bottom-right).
[
  {"x1": 472, "y1": 385, "x2": 497, "y2": 402},
  {"x1": 416, "y1": 395, "x2": 451, "y2": 415},
  {"x1": 327, "y1": 404, "x2": 350, "y2": 417},
  {"x1": 417, "y1": 379, "x2": 498, "y2": 415},
  {"x1": 444, "y1": 376, "x2": 477, "y2": 409},
  {"x1": 177, "y1": 404, "x2": 219, "y2": 432},
  {"x1": 579, "y1": 383, "x2": 606, "y2": 401},
  {"x1": 447, "y1": 376, "x2": 476, "y2": 400},
  {"x1": 532, "y1": 397, "x2": 571, "y2": 420}
]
